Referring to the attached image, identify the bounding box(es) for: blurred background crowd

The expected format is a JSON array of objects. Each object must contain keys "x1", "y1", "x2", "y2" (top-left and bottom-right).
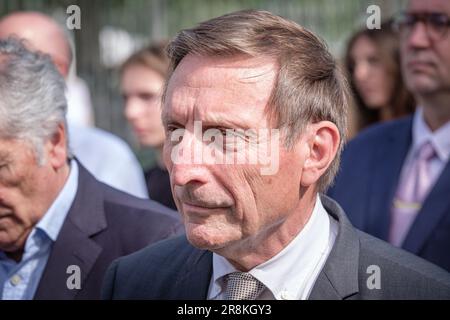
[{"x1": 0, "y1": 0, "x2": 410, "y2": 167}]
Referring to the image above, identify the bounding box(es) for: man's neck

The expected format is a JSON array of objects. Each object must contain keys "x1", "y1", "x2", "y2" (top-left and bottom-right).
[{"x1": 418, "y1": 92, "x2": 450, "y2": 131}]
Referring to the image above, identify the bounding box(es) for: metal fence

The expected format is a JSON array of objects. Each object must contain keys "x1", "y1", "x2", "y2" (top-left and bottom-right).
[{"x1": 0, "y1": 0, "x2": 406, "y2": 147}]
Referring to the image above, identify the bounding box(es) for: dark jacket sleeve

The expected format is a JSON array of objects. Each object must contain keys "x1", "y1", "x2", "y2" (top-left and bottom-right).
[{"x1": 101, "y1": 259, "x2": 119, "y2": 300}]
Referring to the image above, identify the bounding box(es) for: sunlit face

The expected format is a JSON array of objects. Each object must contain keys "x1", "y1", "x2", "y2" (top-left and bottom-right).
[
  {"x1": 401, "y1": 0, "x2": 450, "y2": 95},
  {"x1": 0, "y1": 139, "x2": 57, "y2": 253},
  {"x1": 162, "y1": 55, "x2": 308, "y2": 254},
  {"x1": 121, "y1": 64, "x2": 166, "y2": 147},
  {"x1": 350, "y1": 35, "x2": 394, "y2": 109}
]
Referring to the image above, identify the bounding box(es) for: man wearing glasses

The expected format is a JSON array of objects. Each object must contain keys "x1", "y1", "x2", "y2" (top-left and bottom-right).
[{"x1": 329, "y1": 0, "x2": 450, "y2": 271}]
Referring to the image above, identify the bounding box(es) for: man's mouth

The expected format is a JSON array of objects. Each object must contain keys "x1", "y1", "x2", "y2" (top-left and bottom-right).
[
  {"x1": 182, "y1": 201, "x2": 229, "y2": 210},
  {"x1": 407, "y1": 60, "x2": 434, "y2": 71}
]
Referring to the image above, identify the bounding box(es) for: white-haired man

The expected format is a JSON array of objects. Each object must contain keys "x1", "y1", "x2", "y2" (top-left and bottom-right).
[{"x1": 0, "y1": 39, "x2": 182, "y2": 299}]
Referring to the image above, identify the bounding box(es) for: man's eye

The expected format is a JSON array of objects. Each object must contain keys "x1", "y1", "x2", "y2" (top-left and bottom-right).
[
  {"x1": 430, "y1": 13, "x2": 449, "y2": 28},
  {"x1": 218, "y1": 128, "x2": 228, "y2": 137},
  {"x1": 138, "y1": 93, "x2": 155, "y2": 101},
  {"x1": 405, "y1": 16, "x2": 416, "y2": 27},
  {"x1": 165, "y1": 124, "x2": 185, "y2": 135},
  {"x1": 165, "y1": 125, "x2": 178, "y2": 132}
]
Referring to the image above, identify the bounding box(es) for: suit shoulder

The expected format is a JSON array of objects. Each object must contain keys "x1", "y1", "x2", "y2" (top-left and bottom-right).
[
  {"x1": 102, "y1": 183, "x2": 178, "y2": 219},
  {"x1": 116, "y1": 235, "x2": 193, "y2": 269},
  {"x1": 103, "y1": 236, "x2": 200, "y2": 299},
  {"x1": 99, "y1": 183, "x2": 183, "y2": 238},
  {"x1": 357, "y1": 231, "x2": 450, "y2": 297}
]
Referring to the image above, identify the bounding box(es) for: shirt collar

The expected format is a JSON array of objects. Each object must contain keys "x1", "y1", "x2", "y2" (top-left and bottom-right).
[
  {"x1": 210, "y1": 195, "x2": 331, "y2": 300},
  {"x1": 35, "y1": 159, "x2": 79, "y2": 242},
  {"x1": 412, "y1": 107, "x2": 450, "y2": 162}
]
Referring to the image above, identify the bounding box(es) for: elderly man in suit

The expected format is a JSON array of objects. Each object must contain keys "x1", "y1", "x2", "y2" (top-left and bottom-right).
[
  {"x1": 102, "y1": 10, "x2": 450, "y2": 300},
  {"x1": 0, "y1": 11, "x2": 149, "y2": 199},
  {"x1": 0, "y1": 38, "x2": 182, "y2": 299},
  {"x1": 328, "y1": 0, "x2": 450, "y2": 271}
]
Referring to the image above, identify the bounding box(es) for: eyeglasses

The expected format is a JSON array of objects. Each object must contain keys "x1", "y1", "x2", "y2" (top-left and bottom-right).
[{"x1": 392, "y1": 11, "x2": 450, "y2": 41}]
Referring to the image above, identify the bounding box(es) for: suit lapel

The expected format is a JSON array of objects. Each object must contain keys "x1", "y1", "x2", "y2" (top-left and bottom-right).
[
  {"x1": 175, "y1": 249, "x2": 213, "y2": 299},
  {"x1": 34, "y1": 161, "x2": 107, "y2": 299},
  {"x1": 309, "y1": 196, "x2": 360, "y2": 300},
  {"x1": 402, "y1": 160, "x2": 450, "y2": 254},
  {"x1": 366, "y1": 119, "x2": 412, "y2": 240}
]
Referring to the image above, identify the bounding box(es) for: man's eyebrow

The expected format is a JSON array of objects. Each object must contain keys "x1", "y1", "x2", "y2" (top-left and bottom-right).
[
  {"x1": 161, "y1": 113, "x2": 185, "y2": 129},
  {"x1": 201, "y1": 114, "x2": 251, "y2": 130}
]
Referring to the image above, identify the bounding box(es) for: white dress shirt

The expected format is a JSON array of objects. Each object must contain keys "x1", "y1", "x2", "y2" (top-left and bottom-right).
[{"x1": 207, "y1": 195, "x2": 338, "y2": 300}]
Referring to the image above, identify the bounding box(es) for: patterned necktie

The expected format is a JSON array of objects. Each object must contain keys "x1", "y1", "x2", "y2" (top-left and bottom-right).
[
  {"x1": 224, "y1": 272, "x2": 265, "y2": 300},
  {"x1": 390, "y1": 141, "x2": 437, "y2": 246}
]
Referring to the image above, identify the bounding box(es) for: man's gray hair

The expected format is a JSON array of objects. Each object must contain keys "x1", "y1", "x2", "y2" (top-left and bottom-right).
[
  {"x1": 0, "y1": 37, "x2": 69, "y2": 164},
  {"x1": 164, "y1": 10, "x2": 349, "y2": 192}
]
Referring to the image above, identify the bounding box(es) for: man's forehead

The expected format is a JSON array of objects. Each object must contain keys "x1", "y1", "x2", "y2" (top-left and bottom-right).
[
  {"x1": 407, "y1": 0, "x2": 450, "y2": 14},
  {"x1": 169, "y1": 54, "x2": 278, "y2": 88},
  {"x1": 163, "y1": 54, "x2": 277, "y2": 126},
  {"x1": 0, "y1": 15, "x2": 70, "y2": 69}
]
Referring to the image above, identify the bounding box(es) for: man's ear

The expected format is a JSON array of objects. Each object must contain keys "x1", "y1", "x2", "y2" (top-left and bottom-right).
[
  {"x1": 46, "y1": 122, "x2": 68, "y2": 170},
  {"x1": 300, "y1": 121, "x2": 340, "y2": 187}
]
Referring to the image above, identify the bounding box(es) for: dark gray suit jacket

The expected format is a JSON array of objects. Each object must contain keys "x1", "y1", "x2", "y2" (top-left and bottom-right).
[
  {"x1": 101, "y1": 195, "x2": 450, "y2": 300},
  {"x1": 33, "y1": 161, "x2": 183, "y2": 300}
]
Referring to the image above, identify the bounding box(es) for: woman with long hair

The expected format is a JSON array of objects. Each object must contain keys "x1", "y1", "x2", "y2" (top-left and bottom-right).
[{"x1": 345, "y1": 20, "x2": 415, "y2": 133}]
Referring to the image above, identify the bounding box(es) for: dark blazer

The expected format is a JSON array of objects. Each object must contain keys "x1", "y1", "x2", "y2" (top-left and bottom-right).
[
  {"x1": 101, "y1": 195, "x2": 450, "y2": 300},
  {"x1": 33, "y1": 161, "x2": 183, "y2": 300},
  {"x1": 145, "y1": 166, "x2": 177, "y2": 210},
  {"x1": 328, "y1": 116, "x2": 450, "y2": 271}
]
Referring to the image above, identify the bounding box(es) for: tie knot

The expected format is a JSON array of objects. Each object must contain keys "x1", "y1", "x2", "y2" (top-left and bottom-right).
[
  {"x1": 225, "y1": 272, "x2": 265, "y2": 300},
  {"x1": 418, "y1": 142, "x2": 436, "y2": 161}
]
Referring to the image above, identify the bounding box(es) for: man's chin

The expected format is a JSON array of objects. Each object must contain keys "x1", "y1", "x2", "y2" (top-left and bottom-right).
[
  {"x1": 407, "y1": 75, "x2": 441, "y2": 95},
  {"x1": 187, "y1": 233, "x2": 224, "y2": 250},
  {"x1": 185, "y1": 225, "x2": 229, "y2": 251},
  {"x1": 0, "y1": 239, "x2": 21, "y2": 253}
]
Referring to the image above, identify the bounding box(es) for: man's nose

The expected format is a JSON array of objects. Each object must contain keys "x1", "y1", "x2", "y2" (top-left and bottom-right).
[
  {"x1": 167, "y1": 130, "x2": 209, "y2": 187},
  {"x1": 406, "y1": 21, "x2": 432, "y2": 49}
]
